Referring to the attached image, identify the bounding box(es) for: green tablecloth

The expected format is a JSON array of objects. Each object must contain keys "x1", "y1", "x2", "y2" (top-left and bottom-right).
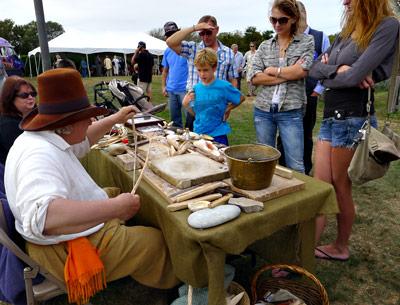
[{"x1": 81, "y1": 149, "x2": 338, "y2": 305}]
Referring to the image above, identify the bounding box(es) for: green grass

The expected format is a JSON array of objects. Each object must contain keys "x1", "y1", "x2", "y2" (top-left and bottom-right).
[{"x1": 8, "y1": 75, "x2": 400, "y2": 305}]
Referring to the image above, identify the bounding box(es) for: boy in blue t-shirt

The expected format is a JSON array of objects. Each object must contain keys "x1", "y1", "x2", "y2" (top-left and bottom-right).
[{"x1": 182, "y1": 48, "x2": 245, "y2": 145}]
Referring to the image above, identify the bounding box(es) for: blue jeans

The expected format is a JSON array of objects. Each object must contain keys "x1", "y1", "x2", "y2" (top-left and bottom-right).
[
  {"x1": 254, "y1": 106, "x2": 305, "y2": 173},
  {"x1": 168, "y1": 91, "x2": 186, "y2": 128},
  {"x1": 318, "y1": 116, "x2": 378, "y2": 148}
]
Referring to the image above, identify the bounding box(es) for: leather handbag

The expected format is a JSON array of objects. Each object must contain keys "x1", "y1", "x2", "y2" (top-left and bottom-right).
[{"x1": 348, "y1": 89, "x2": 400, "y2": 185}]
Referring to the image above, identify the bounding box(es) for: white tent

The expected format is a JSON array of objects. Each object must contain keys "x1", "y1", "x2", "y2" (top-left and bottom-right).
[{"x1": 28, "y1": 29, "x2": 167, "y2": 77}]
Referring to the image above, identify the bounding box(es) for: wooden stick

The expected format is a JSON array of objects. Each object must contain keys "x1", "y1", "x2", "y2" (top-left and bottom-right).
[
  {"x1": 132, "y1": 116, "x2": 138, "y2": 188},
  {"x1": 172, "y1": 181, "x2": 226, "y2": 203},
  {"x1": 274, "y1": 165, "x2": 293, "y2": 179},
  {"x1": 131, "y1": 138, "x2": 152, "y2": 194},
  {"x1": 187, "y1": 285, "x2": 193, "y2": 305},
  {"x1": 208, "y1": 193, "x2": 233, "y2": 208},
  {"x1": 167, "y1": 193, "x2": 222, "y2": 212}
]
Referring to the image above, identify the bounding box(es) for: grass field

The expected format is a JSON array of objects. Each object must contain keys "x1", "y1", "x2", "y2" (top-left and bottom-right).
[{"x1": 3, "y1": 75, "x2": 399, "y2": 305}]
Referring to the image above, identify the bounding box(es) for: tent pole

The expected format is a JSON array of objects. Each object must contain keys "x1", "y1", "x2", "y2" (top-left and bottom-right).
[
  {"x1": 29, "y1": 55, "x2": 33, "y2": 78},
  {"x1": 124, "y1": 54, "x2": 128, "y2": 76},
  {"x1": 34, "y1": 54, "x2": 39, "y2": 76},
  {"x1": 86, "y1": 54, "x2": 91, "y2": 77}
]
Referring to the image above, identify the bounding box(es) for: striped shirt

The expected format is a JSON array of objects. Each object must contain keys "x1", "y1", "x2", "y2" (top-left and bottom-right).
[
  {"x1": 180, "y1": 40, "x2": 237, "y2": 91},
  {"x1": 249, "y1": 33, "x2": 314, "y2": 112}
]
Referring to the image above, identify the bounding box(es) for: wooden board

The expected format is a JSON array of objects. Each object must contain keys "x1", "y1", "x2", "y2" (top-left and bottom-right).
[
  {"x1": 142, "y1": 167, "x2": 180, "y2": 204},
  {"x1": 224, "y1": 174, "x2": 305, "y2": 202},
  {"x1": 149, "y1": 152, "x2": 230, "y2": 189},
  {"x1": 137, "y1": 142, "x2": 170, "y2": 160}
]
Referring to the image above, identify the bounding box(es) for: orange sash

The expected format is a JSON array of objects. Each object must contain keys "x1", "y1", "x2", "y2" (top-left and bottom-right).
[{"x1": 64, "y1": 237, "x2": 106, "y2": 305}]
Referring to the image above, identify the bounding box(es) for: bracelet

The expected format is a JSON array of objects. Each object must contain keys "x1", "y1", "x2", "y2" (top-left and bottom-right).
[{"x1": 276, "y1": 67, "x2": 281, "y2": 78}]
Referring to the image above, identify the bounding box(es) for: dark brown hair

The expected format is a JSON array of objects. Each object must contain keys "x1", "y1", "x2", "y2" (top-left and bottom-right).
[
  {"x1": 0, "y1": 76, "x2": 36, "y2": 116},
  {"x1": 272, "y1": 0, "x2": 301, "y2": 36},
  {"x1": 198, "y1": 15, "x2": 218, "y2": 26}
]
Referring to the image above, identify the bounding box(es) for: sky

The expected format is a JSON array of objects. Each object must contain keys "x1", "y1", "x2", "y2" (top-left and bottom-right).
[{"x1": 1, "y1": 0, "x2": 345, "y2": 37}]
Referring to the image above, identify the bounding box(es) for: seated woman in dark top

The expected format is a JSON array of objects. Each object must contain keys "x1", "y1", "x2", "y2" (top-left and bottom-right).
[{"x1": 0, "y1": 76, "x2": 37, "y2": 164}]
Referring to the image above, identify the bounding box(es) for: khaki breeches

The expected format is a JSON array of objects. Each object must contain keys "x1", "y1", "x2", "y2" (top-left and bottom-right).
[{"x1": 26, "y1": 219, "x2": 179, "y2": 289}]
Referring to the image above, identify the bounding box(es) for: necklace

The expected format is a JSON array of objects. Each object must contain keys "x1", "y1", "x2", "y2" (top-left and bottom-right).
[{"x1": 278, "y1": 36, "x2": 293, "y2": 56}]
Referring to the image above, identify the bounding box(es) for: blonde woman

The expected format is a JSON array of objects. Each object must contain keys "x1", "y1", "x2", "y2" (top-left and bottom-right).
[{"x1": 310, "y1": 0, "x2": 399, "y2": 261}]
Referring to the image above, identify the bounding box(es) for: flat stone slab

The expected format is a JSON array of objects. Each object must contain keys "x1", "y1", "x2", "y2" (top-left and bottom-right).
[
  {"x1": 187, "y1": 205, "x2": 241, "y2": 229},
  {"x1": 229, "y1": 197, "x2": 264, "y2": 213}
]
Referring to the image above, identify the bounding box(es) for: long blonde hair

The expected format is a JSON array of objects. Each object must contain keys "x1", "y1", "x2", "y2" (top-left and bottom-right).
[{"x1": 341, "y1": 0, "x2": 394, "y2": 50}]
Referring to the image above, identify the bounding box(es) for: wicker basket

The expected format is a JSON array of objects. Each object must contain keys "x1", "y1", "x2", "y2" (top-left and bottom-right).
[
  {"x1": 227, "y1": 281, "x2": 250, "y2": 305},
  {"x1": 250, "y1": 264, "x2": 329, "y2": 305}
]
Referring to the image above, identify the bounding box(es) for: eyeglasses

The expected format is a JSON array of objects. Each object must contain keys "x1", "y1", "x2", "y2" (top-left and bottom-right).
[
  {"x1": 199, "y1": 30, "x2": 213, "y2": 37},
  {"x1": 250, "y1": 45, "x2": 255, "y2": 48},
  {"x1": 269, "y1": 16, "x2": 290, "y2": 25},
  {"x1": 16, "y1": 91, "x2": 37, "y2": 99}
]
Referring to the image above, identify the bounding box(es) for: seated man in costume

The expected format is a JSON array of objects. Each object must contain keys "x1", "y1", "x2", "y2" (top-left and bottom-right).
[{"x1": 4, "y1": 68, "x2": 179, "y2": 304}]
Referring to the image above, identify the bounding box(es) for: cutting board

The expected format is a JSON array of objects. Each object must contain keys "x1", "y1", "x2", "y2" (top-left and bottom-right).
[
  {"x1": 224, "y1": 174, "x2": 305, "y2": 202},
  {"x1": 149, "y1": 152, "x2": 229, "y2": 189}
]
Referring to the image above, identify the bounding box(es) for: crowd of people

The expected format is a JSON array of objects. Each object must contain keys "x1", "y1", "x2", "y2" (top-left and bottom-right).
[{"x1": 0, "y1": 0, "x2": 399, "y2": 303}]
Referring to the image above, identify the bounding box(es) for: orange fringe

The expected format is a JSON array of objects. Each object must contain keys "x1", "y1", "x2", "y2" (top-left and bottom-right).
[{"x1": 64, "y1": 237, "x2": 107, "y2": 305}]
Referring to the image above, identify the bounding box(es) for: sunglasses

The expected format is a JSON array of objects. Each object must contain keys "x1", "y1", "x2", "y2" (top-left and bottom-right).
[
  {"x1": 16, "y1": 91, "x2": 37, "y2": 99},
  {"x1": 269, "y1": 16, "x2": 290, "y2": 25},
  {"x1": 199, "y1": 30, "x2": 213, "y2": 37},
  {"x1": 250, "y1": 45, "x2": 255, "y2": 47}
]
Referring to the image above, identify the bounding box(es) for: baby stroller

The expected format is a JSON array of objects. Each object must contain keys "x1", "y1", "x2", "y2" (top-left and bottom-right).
[{"x1": 93, "y1": 79, "x2": 166, "y2": 114}]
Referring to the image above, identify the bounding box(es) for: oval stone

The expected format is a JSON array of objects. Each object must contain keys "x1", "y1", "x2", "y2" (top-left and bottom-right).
[{"x1": 187, "y1": 205, "x2": 241, "y2": 229}]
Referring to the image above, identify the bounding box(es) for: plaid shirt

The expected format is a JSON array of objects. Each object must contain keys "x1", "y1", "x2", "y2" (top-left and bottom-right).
[
  {"x1": 249, "y1": 33, "x2": 314, "y2": 112},
  {"x1": 180, "y1": 40, "x2": 237, "y2": 91}
]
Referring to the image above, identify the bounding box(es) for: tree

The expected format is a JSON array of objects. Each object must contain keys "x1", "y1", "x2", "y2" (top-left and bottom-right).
[
  {"x1": 0, "y1": 19, "x2": 64, "y2": 55},
  {"x1": 218, "y1": 30, "x2": 243, "y2": 51},
  {"x1": 148, "y1": 28, "x2": 165, "y2": 41},
  {"x1": 0, "y1": 19, "x2": 15, "y2": 42}
]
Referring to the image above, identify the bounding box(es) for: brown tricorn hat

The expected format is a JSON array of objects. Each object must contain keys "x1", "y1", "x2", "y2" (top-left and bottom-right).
[{"x1": 20, "y1": 68, "x2": 109, "y2": 131}]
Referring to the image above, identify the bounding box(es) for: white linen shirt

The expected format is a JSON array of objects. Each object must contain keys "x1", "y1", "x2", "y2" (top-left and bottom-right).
[{"x1": 4, "y1": 130, "x2": 107, "y2": 245}]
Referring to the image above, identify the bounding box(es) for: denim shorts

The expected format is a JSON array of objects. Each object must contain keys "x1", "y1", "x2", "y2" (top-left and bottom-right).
[{"x1": 318, "y1": 116, "x2": 377, "y2": 148}]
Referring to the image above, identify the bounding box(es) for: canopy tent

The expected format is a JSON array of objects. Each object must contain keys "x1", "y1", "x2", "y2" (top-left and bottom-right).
[{"x1": 27, "y1": 29, "x2": 167, "y2": 77}]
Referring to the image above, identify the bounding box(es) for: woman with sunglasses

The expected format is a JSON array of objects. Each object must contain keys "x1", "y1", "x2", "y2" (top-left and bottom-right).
[
  {"x1": 250, "y1": 0, "x2": 314, "y2": 173},
  {"x1": 0, "y1": 76, "x2": 37, "y2": 164},
  {"x1": 309, "y1": 0, "x2": 399, "y2": 261}
]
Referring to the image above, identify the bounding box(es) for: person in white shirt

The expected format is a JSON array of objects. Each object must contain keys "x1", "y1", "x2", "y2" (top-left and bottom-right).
[
  {"x1": 231, "y1": 44, "x2": 244, "y2": 91},
  {"x1": 4, "y1": 68, "x2": 179, "y2": 298},
  {"x1": 112, "y1": 55, "x2": 120, "y2": 76},
  {"x1": 243, "y1": 42, "x2": 257, "y2": 96}
]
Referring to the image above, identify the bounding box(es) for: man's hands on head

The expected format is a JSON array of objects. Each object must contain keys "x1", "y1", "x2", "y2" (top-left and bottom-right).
[{"x1": 194, "y1": 22, "x2": 215, "y2": 32}]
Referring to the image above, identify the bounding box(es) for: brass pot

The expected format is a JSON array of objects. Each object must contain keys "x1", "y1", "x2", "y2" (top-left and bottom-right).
[{"x1": 224, "y1": 144, "x2": 281, "y2": 190}]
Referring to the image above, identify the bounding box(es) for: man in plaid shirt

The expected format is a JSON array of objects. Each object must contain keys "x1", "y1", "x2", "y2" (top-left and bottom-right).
[{"x1": 167, "y1": 15, "x2": 237, "y2": 130}]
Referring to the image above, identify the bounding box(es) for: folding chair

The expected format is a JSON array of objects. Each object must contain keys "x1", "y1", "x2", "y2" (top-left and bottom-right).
[{"x1": 0, "y1": 199, "x2": 66, "y2": 304}]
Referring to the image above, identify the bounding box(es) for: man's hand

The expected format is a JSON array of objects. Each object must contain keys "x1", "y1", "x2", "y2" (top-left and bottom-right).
[
  {"x1": 162, "y1": 87, "x2": 168, "y2": 97},
  {"x1": 195, "y1": 22, "x2": 215, "y2": 32},
  {"x1": 310, "y1": 91, "x2": 320, "y2": 97},
  {"x1": 112, "y1": 193, "x2": 141, "y2": 221},
  {"x1": 112, "y1": 106, "x2": 137, "y2": 124}
]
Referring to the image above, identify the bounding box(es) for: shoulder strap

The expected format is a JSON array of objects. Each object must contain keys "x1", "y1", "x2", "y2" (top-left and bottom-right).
[{"x1": 386, "y1": 22, "x2": 400, "y2": 114}]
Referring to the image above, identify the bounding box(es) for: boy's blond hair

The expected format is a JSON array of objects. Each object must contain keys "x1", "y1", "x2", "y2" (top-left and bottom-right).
[{"x1": 194, "y1": 48, "x2": 218, "y2": 68}]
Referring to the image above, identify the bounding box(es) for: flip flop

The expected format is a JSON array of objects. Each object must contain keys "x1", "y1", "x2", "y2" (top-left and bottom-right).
[{"x1": 315, "y1": 247, "x2": 349, "y2": 262}]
